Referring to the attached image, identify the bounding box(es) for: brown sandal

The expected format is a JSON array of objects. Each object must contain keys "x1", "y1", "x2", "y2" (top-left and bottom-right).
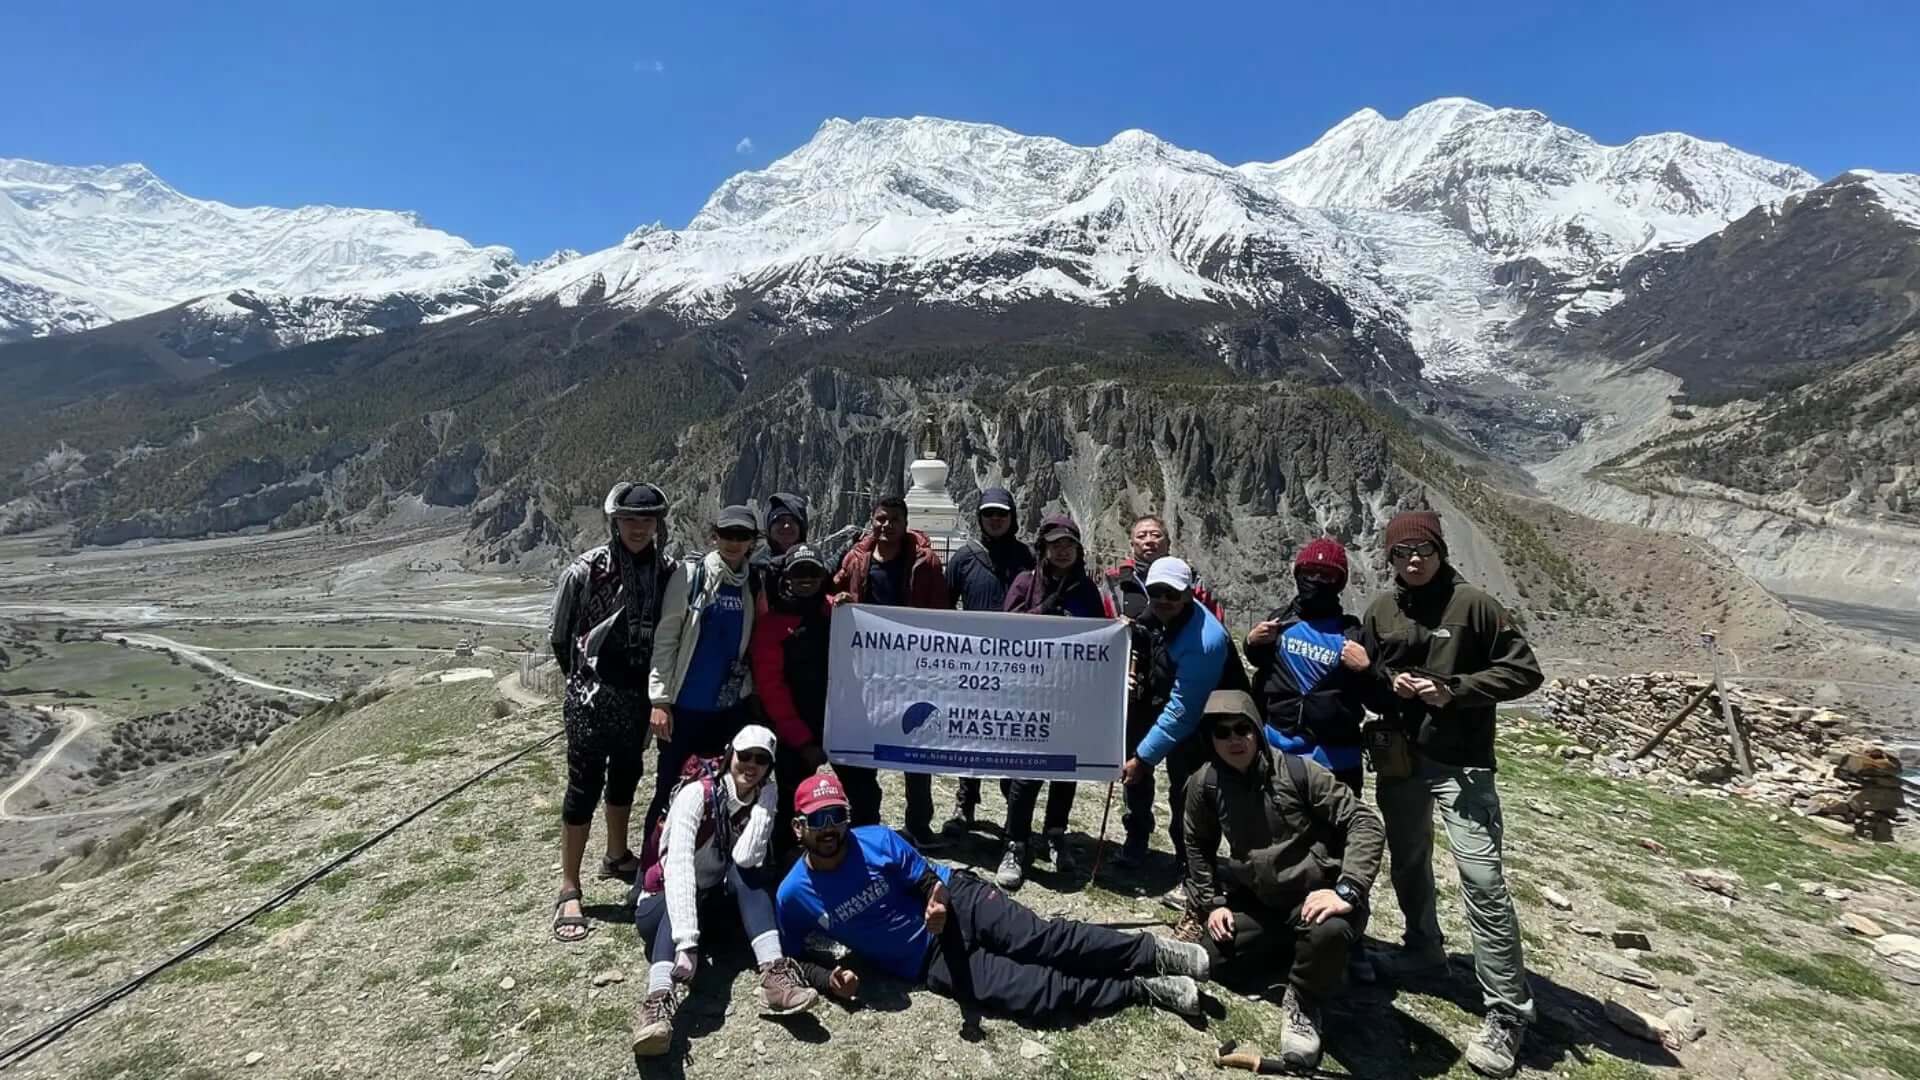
[{"x1": 552, "y1": 888, "x2": 592, "y2": 942}]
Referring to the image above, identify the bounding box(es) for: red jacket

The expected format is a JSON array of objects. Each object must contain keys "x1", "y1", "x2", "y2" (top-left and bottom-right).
[
  {"x1": 833, "y1": 528, "x2": 950, "y2": 609},
  {"x1": 749, "y1": 594, "x2": 835, "y2": 750}
]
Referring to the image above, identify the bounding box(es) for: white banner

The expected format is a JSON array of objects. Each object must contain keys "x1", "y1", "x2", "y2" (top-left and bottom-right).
[{"x1": 824, "y1": 604, "x2": 1128, "y2": 782}]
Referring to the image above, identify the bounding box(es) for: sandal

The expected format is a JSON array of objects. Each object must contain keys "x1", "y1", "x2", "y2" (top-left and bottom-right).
[
  {"x1": 552, "y1": 888, "x2": 592, "y2": 943},
  {"x1": 599, "y1": 850, "x2": 641, "y2": 881}
]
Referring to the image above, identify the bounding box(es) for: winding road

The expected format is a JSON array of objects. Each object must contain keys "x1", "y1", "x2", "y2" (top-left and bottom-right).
[
  {"x1": 0, "y1": 708, "x2": 96, "y2": 821},
  {"x1": 104, "y1": 632, "x2": 336, "y2": 703}
]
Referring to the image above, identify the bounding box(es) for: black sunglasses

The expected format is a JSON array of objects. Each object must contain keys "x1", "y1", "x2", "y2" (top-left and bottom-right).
[
  {"x1": 717, "y1": 528, "x2": 757, "y2": 542},
  {"x1": 1212, "y1": 723, "x2": 1258, "y2": 740},
  {"x1": 736, "y1": 750, "x2": 772, "y2": 767},
  {"x1": 803, "y1": 805, "x2": 850, "y2": 830},
  {"x1": 1146, "y1": 586, "x2": 1184, "y2": 601},
  {"x1": 1389, "y1": 541, "x2": 1439, "y2": 562},
  {"x1": 979, "y1": 508, "x2": 1013, "y2": 517}
]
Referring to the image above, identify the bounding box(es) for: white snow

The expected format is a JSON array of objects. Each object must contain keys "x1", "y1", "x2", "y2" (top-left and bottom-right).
[{"x1": 1844, "y1": 170, "x2": 1920, "y2": 230}]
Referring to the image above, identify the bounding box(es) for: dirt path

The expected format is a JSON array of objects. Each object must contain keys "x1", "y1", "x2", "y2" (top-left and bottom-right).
[
  {"x1": 495, "y1": 672, "x2": 550, "y2": 710},
  {"x1": 103, "y1": 633, "x2": 335, "y2": 703},
  {"x1": 0, "y1": 707, "x2": 94, "y2": 821}
]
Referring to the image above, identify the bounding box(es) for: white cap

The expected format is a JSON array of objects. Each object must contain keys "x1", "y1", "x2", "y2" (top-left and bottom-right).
[
  {"x1": 1144, "y1": 556, "x2": 1194, "y2": 592},
  {"x1": 732, "y1": 724, "x2": 777, "y2": 758}
]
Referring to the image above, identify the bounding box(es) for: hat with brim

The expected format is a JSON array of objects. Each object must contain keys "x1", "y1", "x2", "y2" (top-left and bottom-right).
[
  {"x1": 795, "y1": 774, "x2": 850, "y2": 815},
  {"x1": 1144, "y1": 556, "x2": 1194, "y2": 592},
  {"x1": 605, "y1": 481, "x2": 669, "y2": 518},
  {"x1": 782, "y1": 544, "x2": 827, "y2": 573},
  {"x1": 714, "y1": 504, "x2": 760, "y2": 534}
]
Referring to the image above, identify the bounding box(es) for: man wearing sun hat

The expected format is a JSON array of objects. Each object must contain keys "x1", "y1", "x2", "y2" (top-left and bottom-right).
[{"x1": 774, "y1": 774, "x2": 1212, "y2": 1019}]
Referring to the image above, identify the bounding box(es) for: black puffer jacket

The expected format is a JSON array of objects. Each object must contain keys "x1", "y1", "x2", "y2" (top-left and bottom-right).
[{"x1": 1245, "y1": 603, "x2": 1368, "y2": 752}]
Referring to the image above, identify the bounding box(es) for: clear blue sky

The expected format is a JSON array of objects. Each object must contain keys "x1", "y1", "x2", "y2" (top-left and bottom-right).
[{"x1": 5, "y1": 2, "x2": 1916, "y2": 260}]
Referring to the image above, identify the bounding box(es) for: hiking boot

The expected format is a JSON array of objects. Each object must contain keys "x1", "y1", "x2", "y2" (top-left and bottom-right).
[
  {"x1": 756, "y1": 958, "x2": 819, "y2": 1016},
  {"x1": 1465, "y1": 1011, "x2": 1527, "y2": 1077},
  {"x1": 903, "y1": 821, "x2": 949, "y2": 851},
  {"x1": 1112, "y1": 836, "x2": 1150, "y2": 869},
  {"x1": 940, "y1": 794, "x2": 976, "y2": 839},
  {"x1": 1044, "y1": 829, "x2": 1077, "y2": 876},
  {"x1": 1377, "y1": 942, "x2": 1450, "y2": 981},
  {"x1": 995, "y1": 841, "x2": 1028, "y2": 890},
  {"x1": 1159, "y1": 883, "x2": 1188, "y2": 911},
  {"x1": 1279, "y1": 986, "x2": 1323, "y2": 1072},
  {"x1": 630, "y1": 990, "x2": 677, "y2": 1057},
  {"x1": 1134, "y1": 974, "x2": 1202, "y2": 1017},
  {"x1": 1151, "y1": 934, "x2": 1211, "y2": 981},
  {"x1": 1171, "y1": 913, "x2": 1206, "y2": 944}
]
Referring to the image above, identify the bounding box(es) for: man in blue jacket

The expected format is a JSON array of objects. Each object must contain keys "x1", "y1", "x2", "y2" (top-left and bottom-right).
[{"x1": 1120, "y1": 557, "x2": 1235, "y2": 915}]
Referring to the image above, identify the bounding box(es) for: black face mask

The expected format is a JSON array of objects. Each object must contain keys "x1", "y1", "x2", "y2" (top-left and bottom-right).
[{"x1": 1294, "y1": 577, "x2": 1342, "y2": 616}]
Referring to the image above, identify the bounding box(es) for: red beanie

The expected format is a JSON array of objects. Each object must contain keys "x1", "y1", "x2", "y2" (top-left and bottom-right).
[
  {"x1": 1384, "y1": 511, "x2": 1447, "y2": 556},
  {"x1": 1294, "y1": 537, "x2": 1349, "y2": 588}
]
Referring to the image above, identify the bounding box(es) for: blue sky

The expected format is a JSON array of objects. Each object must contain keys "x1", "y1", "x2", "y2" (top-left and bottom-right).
[{"x1": 5, "y1": 2, "x2": 1917, "y2": 260}]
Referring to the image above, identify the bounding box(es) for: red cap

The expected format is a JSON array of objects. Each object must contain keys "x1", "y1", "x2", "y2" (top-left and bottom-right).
[
  {"x1": 795, "y1": 773, "x2": 850, "y2": 815},
  {"x1": 1294, "y1": 537, "x2": 1349, "y2": 588}
]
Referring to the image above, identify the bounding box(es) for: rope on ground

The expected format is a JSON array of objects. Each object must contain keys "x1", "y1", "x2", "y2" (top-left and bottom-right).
[{"x1": 0, "y1": 728, "x2": 564, "y2": 1072}]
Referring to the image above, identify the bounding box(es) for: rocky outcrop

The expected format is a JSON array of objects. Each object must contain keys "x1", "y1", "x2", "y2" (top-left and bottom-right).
[{"x1": 74, "y1": 480, "x2": 322, "y2": 546}]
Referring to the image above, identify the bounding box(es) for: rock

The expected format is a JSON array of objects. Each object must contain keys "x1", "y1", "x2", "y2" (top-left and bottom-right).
[
  {"x1": 1682, "y1": 869, "x2": 1741, "y2": 898},
  {"x1": 244, "y1": 1051, "x2": 266, "y2": 1067},
  {"x1": 754, "y1": 1038, "x2": 767, "y2": 1056},
  {"x1": 1872, "y1": 934, "x2": 1920, "y2": 971},
  {"x1": 1604, "y1": 999, "x2": 1671, "y2": 1044},
  {"x1": 1839, "y1": 913, "x2": 1885, "y2": 938},
  {"x1": 480, "y1": 1047, "x2": 529, "y2": 1076},
  {"x1": 1589, "y1": 955, "x2": 1660, "y2": 989},
  {"x1": 1542, "y1": 887, "x2": 1574, "y2": 911},
  {"x1": 1560, "y1": 745, "x2": 1595, "y2": 759},
  {"x1": 1807, "y1": 815, "x2": 1855, "y2": 835},
  {"x1": 1612, "y1": 931, "x2": 1654, "y2": 951},
  {"x1": 1663, "y1": 1006, "x2": 1707, "y2": 1046},
  {"x1": 1637, "y1": 837, "x2": 1668, "y2": 856},
  {"x1": 498, "y1": 975, "x2": 516, "y2": 990},
  {"x1": 1527, "y1": 799, "x2": 1564, "y2": 818},
  {"x1": 1019, "y1": 1039, "x2": 1049, "y2": 1060},
  {"x1": 1763, "y1": 882, "x2": 1784, "y2": 893},
  {"x1": 1572, "y1": 924, "x2": 1607, "y2": 937},
  {"x1": 590, "y1": 968, "x2": 625, "y2": 987}
]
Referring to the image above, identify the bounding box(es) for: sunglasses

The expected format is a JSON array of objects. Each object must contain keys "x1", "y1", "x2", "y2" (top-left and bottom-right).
[
  {"x1": 1146, "y1": 586, "x2": 1185, "y2": 601},
  {"x1": 1212, "y1": 723, "x2": 1258, "y2": 741},
  {"x1": 803, "y1": 805, "x2": 850, "y2": 831},
  {"x1": 716, "y1": 529, "x2": 757, "y2": 543},
  {"x1": 1389, "y1": 541, "x2": 1439, "y2": 562},
  {"x1": 979, "y1": 508, "x2": 1013, "y2": 518},
  {"x1": 735, "y1": 750, "x2": 772, "y2": 767}
]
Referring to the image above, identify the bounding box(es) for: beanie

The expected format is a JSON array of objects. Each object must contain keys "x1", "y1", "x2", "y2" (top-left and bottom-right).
[
  {"x1": 1384, "y1": 511, "x2": 1447, "y2": 557},
  {"x1": 1293, "y1": 537, "x2": 1349, "y2": 588}
]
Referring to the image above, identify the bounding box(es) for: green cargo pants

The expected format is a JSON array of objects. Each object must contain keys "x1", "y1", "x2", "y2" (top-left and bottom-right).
[{"x1": 1375, "y1": 759, "x2": 1535, "y2": 1022}]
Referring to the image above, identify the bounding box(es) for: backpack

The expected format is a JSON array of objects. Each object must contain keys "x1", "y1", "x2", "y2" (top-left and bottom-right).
[{"x1": 637, "y1": 753, "x2": 743, "y2": 894}]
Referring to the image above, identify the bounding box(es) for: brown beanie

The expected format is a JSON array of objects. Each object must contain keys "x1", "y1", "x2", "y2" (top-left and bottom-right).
[{"x1": 1384, "y1": 510, "x2": 1447, "y2": 556}]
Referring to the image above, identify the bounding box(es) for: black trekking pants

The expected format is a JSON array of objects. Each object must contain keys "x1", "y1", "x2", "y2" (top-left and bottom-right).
[
  {"x1": 1005, "y1": 779, "x2": 1076, "y2": 844},
  {"x1": 1201, "y1": 887, "x2": 1367, "y2": 998},
  {"x1": 643, "y1": 704, "x2": 750, "y2": 832},
  {"x1": 923, "y1": 872, "x2": 1157, "y2": 1016},
  {"x1": 560, "y1": 676, "x2": 649, "y2": 826}
]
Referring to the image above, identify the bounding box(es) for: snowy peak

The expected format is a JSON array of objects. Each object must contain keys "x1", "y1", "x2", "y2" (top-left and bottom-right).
[
  {"x1": 1242, "y1": 99, "x2": 1820, "y2": 274},
  {"x1": 0, "y1": 157, "x2": 521, "y2": 343},
  {"x1": 1836, "y1": 170, "x2": 1920, "y2": 231}
]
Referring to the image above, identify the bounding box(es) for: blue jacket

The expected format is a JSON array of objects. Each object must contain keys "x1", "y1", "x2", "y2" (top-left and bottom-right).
[{"x1": 1134, "y1": 602, "x2": 1231, "y2": 765}]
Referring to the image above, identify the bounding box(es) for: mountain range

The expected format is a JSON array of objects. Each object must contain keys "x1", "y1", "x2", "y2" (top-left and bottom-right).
[{"x1": 2, "y1": 97, "x2": 1917, "y2": 612}]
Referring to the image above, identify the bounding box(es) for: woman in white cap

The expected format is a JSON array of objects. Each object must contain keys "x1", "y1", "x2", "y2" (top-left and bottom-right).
[{"x1": 630, "y1": 724, "x2": 818, "y2": 1056}]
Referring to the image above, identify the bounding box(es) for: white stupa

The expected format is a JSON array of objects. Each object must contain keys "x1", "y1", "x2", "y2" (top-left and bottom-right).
[{"x1": 905, "y1": 407, "x2": 963, "y2": 560}]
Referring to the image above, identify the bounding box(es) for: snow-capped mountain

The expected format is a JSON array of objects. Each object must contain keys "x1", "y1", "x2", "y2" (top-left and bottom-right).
[
  {"x1": 504, "y1": 117, "x2": 1407, "y2": 354},
  {"x1": 0, "y1": 158, "x2": 521, "y2": 343}
]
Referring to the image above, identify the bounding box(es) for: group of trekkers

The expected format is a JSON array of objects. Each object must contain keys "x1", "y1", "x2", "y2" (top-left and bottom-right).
[{"x1": 546, "y1": 480, "x2": 1545, "y2": 1076}]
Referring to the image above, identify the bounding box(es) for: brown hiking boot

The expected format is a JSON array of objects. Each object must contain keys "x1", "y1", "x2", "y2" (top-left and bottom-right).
[
  {"x1": 756, "y1": 958, "x2": 819, "y2": 1016},
  {"x1": 630, "y1": 990, "x2": 677, "y2": 1057}
]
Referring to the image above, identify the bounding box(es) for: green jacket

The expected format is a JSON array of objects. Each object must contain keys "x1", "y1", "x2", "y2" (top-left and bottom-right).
[
  {"x1": 1360, "y1": 566, "x2": 1544, "y2": 769},
  {"x1": 1181, "y1": 745, "x2": 1384, "y2": 916}
]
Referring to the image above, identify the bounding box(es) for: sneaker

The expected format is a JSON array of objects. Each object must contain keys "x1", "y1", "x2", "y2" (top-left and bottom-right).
[
  {"x1": 1171, "y1": 913, "x2": 1206, "y2": 944},
  {"x1": 1134, "y1": 974, "x2": 1201, "y2": 1017},
  {"x1": 1158, "y1": 884, "x2": 1187, "y2": 911},
  {"x1": 756, "y1": 958, "x2": 820, "y2": 1016},
  {"x1": 1279, "y1": 986, "x2": 1324, "y2": 1072},
  {"x1": 1464, "y1": 1012, "x2": 1527, "y2": 1077},
  {"x1": 1150, "y1": 934, "x2": 1211, "y2": 981},
  {"x1": 1377, "y1": 943, "x2": 1451, "y2": 982},
  {"x1": 1045, "y1": 829, "x2": 1077, "y2": 876},
  {"x1": 903, "y1": 822, "x2": 949, "y2": 851},
  {"x1": 994, "y1": 841, "x2": 1028, "y2": 891},
  {"x1": 630, "y1": 990, "x2": 677, "y2": 1057}
]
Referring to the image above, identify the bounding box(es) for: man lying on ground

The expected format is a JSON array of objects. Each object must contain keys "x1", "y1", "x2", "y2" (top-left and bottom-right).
[{"x1": 774, "y1": 774, "x2": 1212, "y2": 1019}]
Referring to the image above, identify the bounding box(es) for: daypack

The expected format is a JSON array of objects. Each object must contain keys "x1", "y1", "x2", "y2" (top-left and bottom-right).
[{"x1": 637, "y1": 753, "x2": 749, "y2": 894}]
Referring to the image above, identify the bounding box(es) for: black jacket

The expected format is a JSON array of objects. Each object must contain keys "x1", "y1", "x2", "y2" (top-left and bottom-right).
[
  {"x1": 1245, "y1": 604, "x2": 1368, "y2": 752},
  {"x1": 944, "y1": 535, "x2": 1034, "y2": 612}
]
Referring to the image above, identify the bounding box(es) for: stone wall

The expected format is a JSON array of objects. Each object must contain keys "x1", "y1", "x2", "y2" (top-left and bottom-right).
[{"x1": 1543, "y1": 672, "x2": 1906, "y2": 836}]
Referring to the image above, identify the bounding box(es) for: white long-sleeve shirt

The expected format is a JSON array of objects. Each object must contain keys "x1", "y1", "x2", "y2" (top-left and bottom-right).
[{"x1": 659, "y1": 775, "x2": 775, "y2": 952}]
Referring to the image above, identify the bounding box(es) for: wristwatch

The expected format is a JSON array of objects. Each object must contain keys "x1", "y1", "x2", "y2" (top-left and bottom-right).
[{"x1": 1333, "y1": 879, "x2": 1366, "y2": 907}]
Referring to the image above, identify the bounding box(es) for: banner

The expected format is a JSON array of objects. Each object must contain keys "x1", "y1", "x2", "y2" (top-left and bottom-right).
[{"x1": 824, "y1": 604, "x2": 1129, "y2": 782}]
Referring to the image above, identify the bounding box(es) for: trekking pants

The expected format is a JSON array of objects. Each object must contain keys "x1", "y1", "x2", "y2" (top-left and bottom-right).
[
  {"x1": 924, "y1": 872, "x2": 1158, "y2": 1016},
  {"x1": 1005, "y1": 779, "x2": 1076, "y2": 844},
  {"x1": 829, "y1": 766, "x2": 934, "y2": 834},
  {"x1": 1375, "y1": 759, "x2": 1535, "y2": 1022},
  {"x1": 560, "y1": 676, "x2": 649, "y2": 826},
  {"x1": 1201, "y1": 887, "x2": 1366, "y2": 998},
  {"x1": 643, "y1": 704, "x2": 749, "y2": 832}
]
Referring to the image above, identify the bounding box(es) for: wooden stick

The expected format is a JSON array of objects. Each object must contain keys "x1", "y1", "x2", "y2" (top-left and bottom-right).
[
  {"x1": 1630, "y1": 683, "x2": 1717, "y2": 760},
  {"x1": 1706, "y1": 636, "x2": 1754, "y2": 778}
]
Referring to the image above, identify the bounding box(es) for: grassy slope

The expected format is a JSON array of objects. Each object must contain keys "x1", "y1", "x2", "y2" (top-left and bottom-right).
[{"x1": 1, "y1": 695, "x2": 1917, "y2": 1080}]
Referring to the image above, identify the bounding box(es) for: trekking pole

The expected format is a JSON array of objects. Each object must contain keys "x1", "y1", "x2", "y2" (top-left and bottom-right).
[{"x1": 1087, "y1": 780, "x2": 1117, "y2": 887}]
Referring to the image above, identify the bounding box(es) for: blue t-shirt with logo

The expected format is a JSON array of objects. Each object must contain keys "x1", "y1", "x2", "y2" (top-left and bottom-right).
[
  {"x1": 1266, "y1": 615, "x2": 1364, "y2": 772},
  {"x1": 776, "y1": 826, "x2": 954, "y2": 981},
  {"x1": 677, "y1": 582, "x2": 744, "y2": 710}
]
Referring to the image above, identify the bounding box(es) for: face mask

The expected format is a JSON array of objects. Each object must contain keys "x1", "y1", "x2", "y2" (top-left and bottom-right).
[{"x1": 1295, "y1": 577, "x2": 1341, "y2": 615}]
